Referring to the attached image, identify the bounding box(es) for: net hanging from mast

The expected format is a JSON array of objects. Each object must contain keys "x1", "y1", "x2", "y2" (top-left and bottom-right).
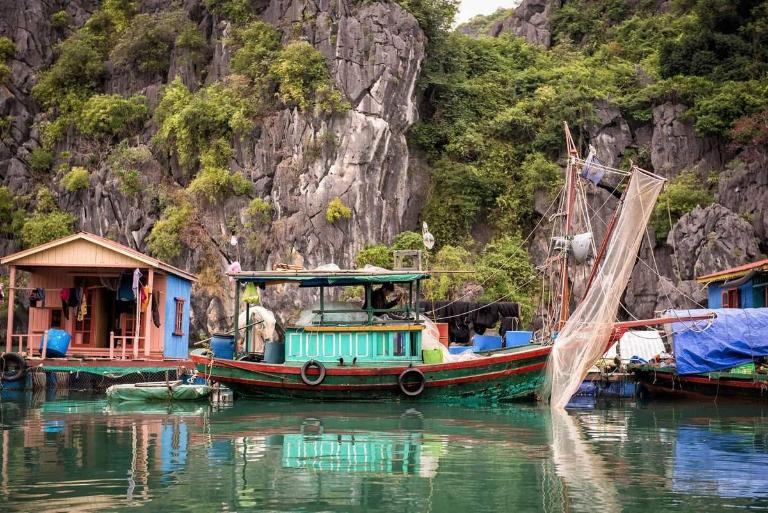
[{"x1": 542, "y1": 168, "x2": 665, "y2": 409}]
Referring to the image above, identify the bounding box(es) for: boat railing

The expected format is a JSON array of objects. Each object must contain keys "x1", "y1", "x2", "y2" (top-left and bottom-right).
[{"x1": 7, "y1": 332, "x2": 44, "y2": 356}]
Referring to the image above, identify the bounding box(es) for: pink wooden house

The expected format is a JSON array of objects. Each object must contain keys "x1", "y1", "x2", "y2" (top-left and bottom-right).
[{"x1": 2, "y1": 232, "x2": 196, "y2": 360}]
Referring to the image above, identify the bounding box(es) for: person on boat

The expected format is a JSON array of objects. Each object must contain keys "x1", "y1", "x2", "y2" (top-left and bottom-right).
[{"x1": 364, "y1": 282, "x2": 400, "y2": 311}]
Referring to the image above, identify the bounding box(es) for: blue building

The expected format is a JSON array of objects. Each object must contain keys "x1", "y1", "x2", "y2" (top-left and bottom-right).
[{"x1": 697, "y1": 259, "x2": 768, "y2": 308}]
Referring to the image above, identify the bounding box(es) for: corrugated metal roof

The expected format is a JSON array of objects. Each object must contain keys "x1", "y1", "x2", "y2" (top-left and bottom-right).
[{"x1": 696, "y1": 259, "x2": 768, "y2": 284}]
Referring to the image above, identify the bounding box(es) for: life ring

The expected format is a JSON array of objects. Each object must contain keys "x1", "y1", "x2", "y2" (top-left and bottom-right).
[
  {"x1": 0, "y1": 352, "x2": 26, "y2": 382},
  {"x1": 398, "y1": 368, "x2": 426, "y2": 397},
  {"x1": 300, "y1": 360, "x2": 326, "y2": 386}
]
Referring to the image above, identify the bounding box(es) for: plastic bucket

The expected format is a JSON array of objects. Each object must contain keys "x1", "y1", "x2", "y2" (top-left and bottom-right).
[
  {"x1": 210, "y1": 334, "x2": 235, "y2": 360},
  {"x1": 422, "y1": 348, "x2": 444, "y2": 364},
  {"x1": 42, "y1": 329, "x2": 71, "y2": 357},
  {"x1": 435, "y1": 323, "x2": 449, "y2": 346},
  {"x1": 264, "y1": 341, "x2": 285, "y2": 364}
]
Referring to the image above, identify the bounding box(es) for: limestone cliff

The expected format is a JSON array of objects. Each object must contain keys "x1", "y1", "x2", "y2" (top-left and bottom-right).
[{"x1": 0, "y1": 0, "x2": 428, "y2": 335}]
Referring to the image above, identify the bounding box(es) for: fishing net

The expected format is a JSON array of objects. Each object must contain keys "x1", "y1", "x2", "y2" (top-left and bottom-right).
[{"x1": 543, "y1": 170, "x2": 665, "y2": 408}]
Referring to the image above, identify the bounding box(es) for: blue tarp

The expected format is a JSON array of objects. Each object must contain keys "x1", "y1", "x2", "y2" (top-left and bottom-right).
[{"x1": 668, "y1": 308, "x2": 768, "y2": 375}]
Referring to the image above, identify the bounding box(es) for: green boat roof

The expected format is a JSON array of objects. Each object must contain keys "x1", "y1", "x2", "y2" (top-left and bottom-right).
[{"x1": 231, "y1": 270, "x2": 431, "y2": 287}]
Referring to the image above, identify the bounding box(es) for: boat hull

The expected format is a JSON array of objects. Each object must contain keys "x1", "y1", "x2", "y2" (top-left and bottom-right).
[
  {"x1": 191, "y1": 345, "x2": 550, "y2": 403},
  {"x1": 633, "y1": 366, "x2": 768, "y2": 401}
]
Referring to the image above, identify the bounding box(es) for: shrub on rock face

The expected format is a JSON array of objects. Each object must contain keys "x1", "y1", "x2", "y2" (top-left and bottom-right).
[
  {"x1": 0, "y1": 37, "x2": 16, "y2": 60},
  {"x1": 270, "y1": 41, "x2": 330, "y2": 111},
  {"x1": 246, "y1": 198, "x2": 272, "y2": 225},
  {"x1": 356, "y1": 245, "x2": 392, "y2": 269},
  {"x1": 28, "y1": 148, "x2": 54, "y2": 172},
  {"x1": 78, "y1": 94, "x2": 148, "y2": 138},
  {"x1": 51, "y1": 10, "x2": 70, "y2": 29},
  {"x1": 650, "y1": 170, "x2": 715, "y2": 240},
  {"x1": 21, "y1": 211, "x2": 75, "y2": 247},
  {"x1": 31, "y1": 34, "x2": 106, "y2": 109},
  {"x1": 110, "y1": 11, "x2": 201, "y2": 74},
  {"x1": 147, "y1": 203, "x2": 194, "y2": 262},
  {"x1": 325, "y1": 197, "x2": 352, "y2": 224},
  {"x1": 61, "y1": 167, "x2": 90, "y2": 192},
  {"x1": 229, "y1": 21, "x2": 281, "y2": 87}
]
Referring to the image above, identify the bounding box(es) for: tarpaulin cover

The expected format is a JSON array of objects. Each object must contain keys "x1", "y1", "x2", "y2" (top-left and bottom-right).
[
  {"x1": 668, "y1": 308, "x2": 768, "y2": 375},
  {"x1": 40, "y1": 365, "x2": 180, "y2": 377}
]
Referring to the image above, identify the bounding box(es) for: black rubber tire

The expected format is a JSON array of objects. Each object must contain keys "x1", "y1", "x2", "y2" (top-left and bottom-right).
[
  {"x1": 398, "y1": 368, "x2": 426, "y2": 397},
  {"x1": 0, "y1": 352, "x2": 26, "y2": 382},
  {"x1": 300, "y1": 359, "x2": 326, "y2": 386}
]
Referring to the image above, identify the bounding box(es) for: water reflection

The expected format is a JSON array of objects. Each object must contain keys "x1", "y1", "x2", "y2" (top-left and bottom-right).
[{"x1": 2, "y1": 392, "x2": 768, "y2": 512}]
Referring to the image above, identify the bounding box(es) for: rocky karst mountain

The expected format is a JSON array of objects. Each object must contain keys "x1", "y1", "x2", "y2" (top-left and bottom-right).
[{"x1": 1, "y1": 0, "x2": 766, "y2": 337}]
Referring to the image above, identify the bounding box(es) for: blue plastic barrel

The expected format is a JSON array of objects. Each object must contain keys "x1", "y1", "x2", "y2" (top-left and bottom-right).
[
  {"x1": 210, "y1": 334, "x2": 235, "y2": 360},
  {"x1": 41, "y1": 329, "x2": 71, "y2": 357},
  {"x1": 504, "y1": 331, "x2": 533, "y2": 348},
  {"x1": 264, "y1": 341, "x2": 285, "y2": 364},
  {"x1": 473, "y1": 335, "x2": 503, "y2": 351}
]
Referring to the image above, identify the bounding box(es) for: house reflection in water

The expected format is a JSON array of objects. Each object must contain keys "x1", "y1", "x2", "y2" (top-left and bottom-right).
[{"x1": 0, "y1": 397, "x2": 197, "y2": 508}]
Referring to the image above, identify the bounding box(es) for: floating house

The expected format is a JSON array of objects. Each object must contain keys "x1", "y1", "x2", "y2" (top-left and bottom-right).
[
  {"x1": 697, "y1": 259, "x2": 768, "y2": 308},
  {"x1": 1, "y1": 232, "x2": 196, "y2": 360}
]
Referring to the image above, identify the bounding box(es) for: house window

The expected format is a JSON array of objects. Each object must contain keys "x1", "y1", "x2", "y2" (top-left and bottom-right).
[
  {"x1": 50, "y1": 309, "x2": 62, "y2": 329},
  {"x1": 173, "y1": 298, "x2": 185, "y2": 336}
]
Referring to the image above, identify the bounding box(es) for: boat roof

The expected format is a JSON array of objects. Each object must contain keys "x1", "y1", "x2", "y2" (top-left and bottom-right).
[
  {"x1": 696, "y1": 258, "x2": 768, "y2": 284},
  {"x1": 231, "y1": 269, "x2": 430, "y2": 287}
]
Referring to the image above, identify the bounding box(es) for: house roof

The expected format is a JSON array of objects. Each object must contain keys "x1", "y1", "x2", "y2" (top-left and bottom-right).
[
  {"x1": 696, "y1": 258, "x2": 768, "y2": 285},
  {"x1": 0, "y1": 231, "x2": 197, "y2": 282}
]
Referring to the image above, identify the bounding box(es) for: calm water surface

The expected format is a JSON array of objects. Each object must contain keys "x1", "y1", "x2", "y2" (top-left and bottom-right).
[{"x1": 1, "y1": 391, "x2": 767, "y2": 512}]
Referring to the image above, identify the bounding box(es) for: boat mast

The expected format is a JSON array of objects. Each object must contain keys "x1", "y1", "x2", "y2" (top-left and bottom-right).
[{"x1": 558, "y1": 122, "x2": 580, "y2": 330}]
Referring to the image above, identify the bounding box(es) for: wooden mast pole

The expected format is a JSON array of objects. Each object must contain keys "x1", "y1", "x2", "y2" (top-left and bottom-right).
[{"x1": 558, "y1": 123, "x2": 580, "y2": 330}]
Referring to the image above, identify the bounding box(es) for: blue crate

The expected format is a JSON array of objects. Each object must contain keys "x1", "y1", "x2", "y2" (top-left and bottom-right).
[
  {"x1": 472, "y1": 335, "x2": 503, "y2": 351},
  {"x1": 448, "y1": 345, "x2": 473, "y2": 355},
  {"x1": 505, "y1": 331, "x2": 533, "y2": 348}
]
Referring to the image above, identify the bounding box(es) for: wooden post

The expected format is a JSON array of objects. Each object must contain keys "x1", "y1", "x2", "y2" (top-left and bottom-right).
[
  {"x1": 41, "y1": 330, "x2": 49, "y2": 359},
  {"x1": 134, "y1": 293, "x2": 140, "y2": 360},
  {"x1": 143, "y1": 269, "x2": 154, "y2": 358},
  {"x1": 233, "y1": 279, "x2": 240, "y2": 352},
  {"x1": 109, "y1": 331, "x2": 115, "y2": 359},
  {"x1": 5, "y1": 265, "x2": 15, "y2": 352}
]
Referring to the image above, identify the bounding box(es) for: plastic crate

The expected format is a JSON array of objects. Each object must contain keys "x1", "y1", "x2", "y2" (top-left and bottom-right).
[
  {"x1": 505, "y1": 331, "x2": 533, "y2": 348},
  {"x1": 473, "y1": 335, "x2": 503, "y2": 351}
]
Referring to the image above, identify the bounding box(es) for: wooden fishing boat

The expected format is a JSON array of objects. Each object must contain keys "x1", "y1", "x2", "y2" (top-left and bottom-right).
[
  {"x1": 633, "y1": 366, "x2": 768, "y2": 401},
  {"x1": 191, "y1": 270, "x2": 551, "y2": 403}
]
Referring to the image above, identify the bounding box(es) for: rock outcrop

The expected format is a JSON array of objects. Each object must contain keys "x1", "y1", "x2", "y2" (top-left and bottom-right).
[
  {"x1": 489, "y1": 0, "x2": 554, "y2": 48},
  {"x1": 668, "y1": 204, "x2": 760, "y2": 281}
]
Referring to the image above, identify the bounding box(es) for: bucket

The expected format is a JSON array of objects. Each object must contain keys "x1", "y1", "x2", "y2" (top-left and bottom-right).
[
  {"x1": 264, "y1": 341, "x2": 285, "y2": 364},
  {"x1": 41, "y1": 329, "x2": 71, "y2": 357},
  {"x1": 435, "y1": 323, "x2": 449, "y2": 347},
  {"x1": 210, "y1": 334, "x2": 235, "y2": 360},
  {"x1": 422, "y1": 348, "x2": 443, "y2": 364}
]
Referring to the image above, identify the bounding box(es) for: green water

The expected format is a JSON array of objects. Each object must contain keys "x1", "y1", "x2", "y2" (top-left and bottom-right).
[{"x1": 1, "y1": 393, "x2": 767, "y2": 512}]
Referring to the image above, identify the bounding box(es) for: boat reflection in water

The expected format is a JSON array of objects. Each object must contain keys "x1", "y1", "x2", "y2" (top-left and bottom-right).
[{"x1": 3, "y1": 394, "x2": 768, "y2": 512}]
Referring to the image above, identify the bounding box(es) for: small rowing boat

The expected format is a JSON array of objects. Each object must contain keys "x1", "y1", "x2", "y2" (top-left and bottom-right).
[{"x1": 106, "y1": 381, "x2": 212, "y2": 402}]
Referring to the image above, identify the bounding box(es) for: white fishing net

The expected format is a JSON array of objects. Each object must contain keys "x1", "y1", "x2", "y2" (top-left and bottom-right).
[
  {"x1": 420, "y1": 315, "x2": 479, "y2": 362},
  {"x1": 543, "y1": 170, "x2": 665, "y2": 408}
]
